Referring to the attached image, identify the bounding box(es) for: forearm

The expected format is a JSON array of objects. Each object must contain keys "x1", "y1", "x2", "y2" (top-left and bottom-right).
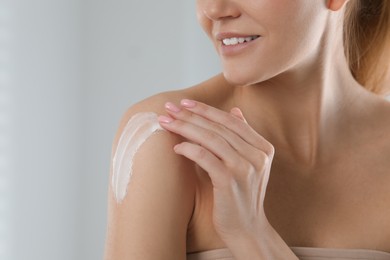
[{"x1": 226, "y1": 224, "x2": 298, "y2": 260}]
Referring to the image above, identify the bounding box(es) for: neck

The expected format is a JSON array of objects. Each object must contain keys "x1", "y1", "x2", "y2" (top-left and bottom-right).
[{"x1": 232, "y1": 29, "x2": 369, "y2": 168}]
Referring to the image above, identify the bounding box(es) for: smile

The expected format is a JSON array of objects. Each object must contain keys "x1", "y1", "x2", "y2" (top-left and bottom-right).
[{"x1": 222, "y1": 36, "x2": 260, "y2": 46}]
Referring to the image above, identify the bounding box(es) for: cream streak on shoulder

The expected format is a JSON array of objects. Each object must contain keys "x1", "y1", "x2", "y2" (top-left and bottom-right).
[{"x1": 111, "y1": 112, "x2": 164, "y2": 203}]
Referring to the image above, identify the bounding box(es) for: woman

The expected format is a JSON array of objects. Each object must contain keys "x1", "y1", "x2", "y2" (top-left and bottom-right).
[{"x1": 104, "y1": 0, "x2": 390, "y2": 259}]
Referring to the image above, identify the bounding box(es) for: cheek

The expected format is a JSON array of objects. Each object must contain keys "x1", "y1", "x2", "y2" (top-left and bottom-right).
[
  {"x1": 269, "y1": 4, "x2": 326, "y2": 66},
  {"x1": 196, "y1": 1, "x2": 212, "y2": 38},
  {"x1": 223, "y1": 2, "x2": 326, "y2": 85},
  {"x1": 270, "y1": 4, "x2": 326, "y2": 54}
]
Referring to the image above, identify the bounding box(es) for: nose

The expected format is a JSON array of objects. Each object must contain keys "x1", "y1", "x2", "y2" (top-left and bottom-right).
[{"x1": 202, "y1": 0, "x2": 241, "y2": 21}]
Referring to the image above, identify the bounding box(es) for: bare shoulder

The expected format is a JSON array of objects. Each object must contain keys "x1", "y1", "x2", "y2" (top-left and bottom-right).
[
  {"x1": 105, "y1": 90, "x2": 198, "y2": 259},
  {"x1": 119, "y1": 91, "x2": 187, "y2": 129},
  {"x1": 112, "y1": 73, "x2": 234, "y2": 150},
  {"x1": 110, "y1": 89, "x2": 194, "y2": 150},
  {"x1": 105, "y1": 76, "x2": 236, "y2": 258}
]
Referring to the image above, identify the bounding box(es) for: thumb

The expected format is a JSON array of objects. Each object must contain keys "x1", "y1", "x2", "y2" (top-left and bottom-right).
[{"x1": 230, "y1": 107, "x2": 247, "y2": 123}]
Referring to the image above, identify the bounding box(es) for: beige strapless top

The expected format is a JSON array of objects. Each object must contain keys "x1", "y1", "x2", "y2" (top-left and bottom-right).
[{"x1": 186, "y1": 247, "x2": 390, "y2": 260}]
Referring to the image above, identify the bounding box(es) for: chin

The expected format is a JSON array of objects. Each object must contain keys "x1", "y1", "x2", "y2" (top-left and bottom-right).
[
  {"x1": 223, "y1": 69, "x2": 249, "y2": 86},
  {"x1": 223, "y1": 69, "x2": 264, "y2": 87}
]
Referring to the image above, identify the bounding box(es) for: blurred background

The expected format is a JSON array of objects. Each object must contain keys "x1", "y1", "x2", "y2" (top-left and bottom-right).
[
  {"x1": 1, "y1": 1, "x2": 389, "y2": 260},
  {"x1": 0, "y1": 0, "x2": 219, "y2": 259}
]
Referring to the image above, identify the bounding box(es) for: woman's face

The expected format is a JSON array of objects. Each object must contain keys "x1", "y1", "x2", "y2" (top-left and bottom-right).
[{"x1": 196, "y1": 0, "x2": 331, "y2": 85}]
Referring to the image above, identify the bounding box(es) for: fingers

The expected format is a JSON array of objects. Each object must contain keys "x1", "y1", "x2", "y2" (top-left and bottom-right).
[
  {"x1": 173, "y1": 142, "x2": 229, "y2": 187},
  {"x1": 158, "y1": 100, "x2": 274, "y2": 172},
  {"x1": 159, "y1": 109, "x2": 243, "y2": 165},
  {"x1": 230, "y1": 107, "x2": 247, "y2": 123},
  {"x1": 160, "y1": 102, "x2": 262, "y2": 167},
  {"x1": 158, "y1": 100, "x2": 274, "y2": 239},
  {"x1": 180, "y1": 99, "x2": 274, "y2": 157}
]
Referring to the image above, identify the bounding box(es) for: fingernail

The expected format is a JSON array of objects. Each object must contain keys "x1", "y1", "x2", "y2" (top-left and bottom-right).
[
  {"x1": 181, "y1": 99, "x2": 196, "y2": 108},
  {"x1": 165, "y1": 102, "x2": 181, "y2": 113},
  {"x1": 158, "y1": 115, "x2": 174, "y2": 124}
]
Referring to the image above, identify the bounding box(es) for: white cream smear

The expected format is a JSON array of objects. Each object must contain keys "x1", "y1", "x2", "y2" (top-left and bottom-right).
[{"x1": 111, "y1": 112, "x2": 164, "y2": 203}]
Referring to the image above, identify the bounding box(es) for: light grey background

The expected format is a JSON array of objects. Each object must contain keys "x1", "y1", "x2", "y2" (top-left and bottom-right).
[
  {"x1": 0, "y1": 1, "x2": 389, "y2": 260},
  {"x1": 0, "y1": 0, "x2": 219, "y2": 259}
]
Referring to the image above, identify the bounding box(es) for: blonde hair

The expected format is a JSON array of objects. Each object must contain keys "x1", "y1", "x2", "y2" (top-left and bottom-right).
[{"x1": 344, "y1": 0, "x2": 390, "y2": 96}]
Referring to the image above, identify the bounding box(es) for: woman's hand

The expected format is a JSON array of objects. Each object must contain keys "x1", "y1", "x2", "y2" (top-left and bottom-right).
[
  {"x1": 158, "y1": 99, "x2": 275, "y2": 241},
  {"x1": 158, "y1": 100, "x2": 299, "y2": 259}
]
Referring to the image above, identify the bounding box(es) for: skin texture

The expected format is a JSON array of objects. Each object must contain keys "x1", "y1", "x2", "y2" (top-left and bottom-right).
[
  {"x1": 104, "y1": 0, "x2": 390, "y2": 259},
  {"x1": 159, "y1": 101, "x2": 298, "y2": 258}
]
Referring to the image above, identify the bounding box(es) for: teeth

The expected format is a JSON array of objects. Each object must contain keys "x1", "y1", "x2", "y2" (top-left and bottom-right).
[
  {"x1": 230, "y1": 38, "x2": 238, "y2": 45},
  {"x1": 222, "y1": 36, "x2": 259, "y2": 46}
]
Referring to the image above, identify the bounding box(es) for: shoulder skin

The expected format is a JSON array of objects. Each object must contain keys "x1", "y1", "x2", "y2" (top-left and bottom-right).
[{"x1": 104, "y1": 91, "x2": 198, "y2": 260}]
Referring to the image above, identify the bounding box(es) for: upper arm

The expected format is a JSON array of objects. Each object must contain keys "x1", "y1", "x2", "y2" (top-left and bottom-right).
[{"x1": 104, "y1": 109, "x2": 196, "y2": 260}]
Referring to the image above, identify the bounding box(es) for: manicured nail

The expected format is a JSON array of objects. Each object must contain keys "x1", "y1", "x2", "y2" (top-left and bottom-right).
[
  {"x1": 165, "y1": 102, "x2": 181, "y2": 113},
  {"x1": 158, "y1": 115, "x2": 174, "y2": 124},
  {"x1": 181, "y1": 99, "x2": 196, "y2": 108}
]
